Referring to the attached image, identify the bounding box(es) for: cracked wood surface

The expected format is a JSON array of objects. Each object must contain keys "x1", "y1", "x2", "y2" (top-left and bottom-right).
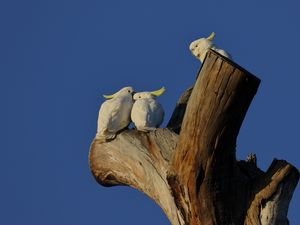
[
  {"x1": 89, "y1": 129, "x2": 185, "y2": 225},
  {"x1": 169, "y1": 50, "x2": 261, "y2": 225}
]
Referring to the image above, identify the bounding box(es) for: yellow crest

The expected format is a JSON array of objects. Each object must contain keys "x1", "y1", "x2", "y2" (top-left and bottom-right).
[
  {"x1": 103, "y1": 94, "x2": 115, "y2": 99},
  {"x1": 150, "y1": 87, "x2": 165, "y2": 96},
  {"x1": 206, "y1": 32, "x2": 215, "y2": 41}
]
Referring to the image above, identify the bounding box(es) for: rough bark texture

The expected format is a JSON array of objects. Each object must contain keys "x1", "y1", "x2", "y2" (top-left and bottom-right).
[
  {"x1": 89, "y1": 129, "x2": 184, "y2": 225},
  {"x1": 89, "y1": 50, "x2": 299, "y2": 225},
  {"x1": 167, "y1": 86, "x2": 193, "y2": 134}
]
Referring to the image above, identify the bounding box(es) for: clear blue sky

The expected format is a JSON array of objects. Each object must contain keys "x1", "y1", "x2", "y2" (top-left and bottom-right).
[{"x1": 1, "y1": 0, "x2": 299, "y2": 224}]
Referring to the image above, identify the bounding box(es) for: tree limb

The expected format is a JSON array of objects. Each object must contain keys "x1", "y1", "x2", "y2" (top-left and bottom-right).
[
  {"x1": 169, "y1": 50, "x2": 261, "y2": 225},
  {"x1": 89, "y1": 129, "x2": 185, "y2": 225}
]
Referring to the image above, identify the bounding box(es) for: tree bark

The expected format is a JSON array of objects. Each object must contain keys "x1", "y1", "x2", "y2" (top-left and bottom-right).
[
  {"x1": 89, "y1": 129, "x2": 185, "y2": 225},
  {"x1": 167, "y1": 86, "x2": 193, "y2": 134},
  {"x1": 89, "y1": 50, "x2": 299, "y2": 225}
]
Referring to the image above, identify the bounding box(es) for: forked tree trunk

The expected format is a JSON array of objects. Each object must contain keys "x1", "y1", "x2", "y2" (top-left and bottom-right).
[{"x1": 89, "y1": 50, "x2": 299, "y2": 225}]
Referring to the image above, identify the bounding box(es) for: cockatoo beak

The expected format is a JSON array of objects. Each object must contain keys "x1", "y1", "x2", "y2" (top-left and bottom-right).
[
  {"x1": 206, "y1": 32, "x2": 215, "y2": 41},
  {"x1": 150, "y1": 87, "x2": 165, "y2": 96}
]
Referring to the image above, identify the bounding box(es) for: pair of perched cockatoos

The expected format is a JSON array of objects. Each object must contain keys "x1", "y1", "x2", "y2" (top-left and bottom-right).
[
  {"x1": 189, "y1": 32, "x2": 231, "y2": 62},
  {"x1": 96, "y1": 87, "x2": 165, "y2": 142}
]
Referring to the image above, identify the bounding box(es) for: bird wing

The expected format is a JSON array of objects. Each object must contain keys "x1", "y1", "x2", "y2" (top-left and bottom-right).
[
  {"x1": 147, "y1": 99, "x2": 164, "y2": 127},
  {"x1": 131, "y1": 100, "x2": 149, "y2": 126},
  {"x1": 97, "y1": 98, "x2": 122, "y2": 133},
  {"x1": 156, "y1": 103, "x2": 165, "y2": 126}
]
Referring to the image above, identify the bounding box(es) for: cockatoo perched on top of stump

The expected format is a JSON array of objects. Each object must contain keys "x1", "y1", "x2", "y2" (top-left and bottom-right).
[
  {"x1": 131, "y1": 87, "x2": 165, "y2": 132},
  {"x1": 96, "y1": 86, "x2": 135, "y2": 142},
  {"x1": 189, "y1": 32, "x2": 232, "y2": 63}
]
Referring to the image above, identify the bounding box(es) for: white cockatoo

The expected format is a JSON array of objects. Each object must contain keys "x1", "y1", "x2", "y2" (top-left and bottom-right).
[
  {"x1": 96, "y1": 86, "x2": 135, "y2": 142},
  {"x1": 189, "y1": 32, "x2": 232, "y2": 63},
  {"x1": 131, "y1": 87, "x2": 165, "y2": 132}
]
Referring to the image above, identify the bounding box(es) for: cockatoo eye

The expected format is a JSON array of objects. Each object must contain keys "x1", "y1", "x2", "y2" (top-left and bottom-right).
[
  {"x1": 139, "y1": 96, "x2": 141, "y2": 98},
  {"x1": 128, "y1": 90, "x2": 131, "y2": 93}
]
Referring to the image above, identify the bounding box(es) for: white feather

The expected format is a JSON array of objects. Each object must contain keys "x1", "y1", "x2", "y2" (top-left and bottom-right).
[
  {"x1": 131, "y1": 92, "x2": 164, "y2": 132},
  {"x1": 96, "y1": 87, "x2": 134, "y2": 141},
  {"x1": 189, "y1": 33, "x2": 231, "y2": 63}
]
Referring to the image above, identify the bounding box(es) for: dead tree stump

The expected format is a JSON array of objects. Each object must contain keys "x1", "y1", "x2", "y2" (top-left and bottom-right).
[{"x1": 89, "y1": 50, "x2": 299, "y2": 225}]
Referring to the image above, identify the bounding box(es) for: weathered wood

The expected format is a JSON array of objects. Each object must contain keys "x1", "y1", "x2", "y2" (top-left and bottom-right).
[
  {"x1": 89, "y1": 49, "x2": 299, "y2": 225},
  {"x1": 89, "y1": 129, "x2": 185, "y2": 225},
  {"x1": 167, "y1": 86, "x2": 193, "y2": 134},
  {"x1": 245, "y1": 159, "x2": 299, "y2": 225},
  {"x1": 169, "y1": 50, "x2": 261, "y2": 225}
]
